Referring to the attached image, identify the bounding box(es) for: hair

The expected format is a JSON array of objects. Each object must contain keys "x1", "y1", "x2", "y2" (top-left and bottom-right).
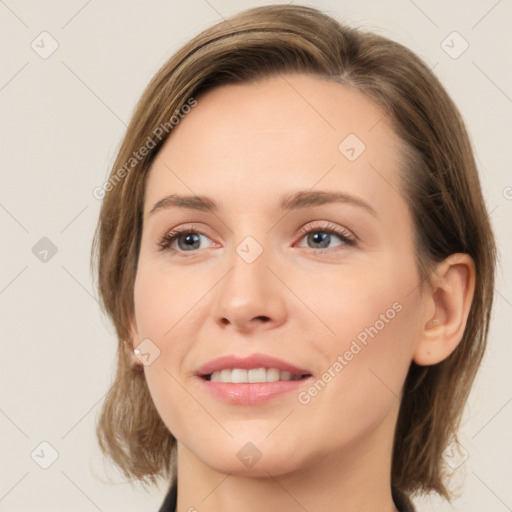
[{"x1": 91, "y1": 3, "x2": 497, "y2": 501}]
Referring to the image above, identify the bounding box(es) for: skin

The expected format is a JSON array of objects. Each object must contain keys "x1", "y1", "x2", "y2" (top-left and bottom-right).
[{"x1": 129, "y1": 73, "x2": 475, "y2": 512}]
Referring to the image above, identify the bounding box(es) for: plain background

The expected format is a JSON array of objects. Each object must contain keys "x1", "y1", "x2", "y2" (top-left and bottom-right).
[{"x1": 1, "y1": 1, "x2": 511, "y2": 510}]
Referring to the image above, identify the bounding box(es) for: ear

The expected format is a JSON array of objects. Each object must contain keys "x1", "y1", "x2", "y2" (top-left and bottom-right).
[
  {"x1": 126, "y1": 313, "x2": 144, "y2": 369},
  {"x1": 413, "y1": 253, "x2": 476, "y2": 366}
]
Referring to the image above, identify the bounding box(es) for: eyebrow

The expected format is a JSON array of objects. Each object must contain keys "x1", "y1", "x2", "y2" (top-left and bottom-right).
[{"x1": 147, "y1": 190, "x2": 377, "y2": 217}]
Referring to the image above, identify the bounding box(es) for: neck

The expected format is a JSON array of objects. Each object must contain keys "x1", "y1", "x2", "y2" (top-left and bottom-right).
[{"x1": 175, "y1": 404, "x2": 400, "y2": 512}]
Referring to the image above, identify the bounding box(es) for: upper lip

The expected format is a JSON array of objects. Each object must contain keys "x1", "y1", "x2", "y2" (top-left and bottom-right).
[{"x1": 196, "y1": 353, "x2": 312, "y2": 377}]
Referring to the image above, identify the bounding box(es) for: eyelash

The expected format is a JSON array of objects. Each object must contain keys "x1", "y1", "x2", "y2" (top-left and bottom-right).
[
  {"x1": 158, "y1": 222, "x2": 357, "y2": 253},
  {"x1": 157, "y1": 221, "x2": 357, "y2": 254}
]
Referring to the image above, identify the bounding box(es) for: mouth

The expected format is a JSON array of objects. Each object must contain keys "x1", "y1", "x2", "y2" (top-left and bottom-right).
[
  {"x1": 195, "y1": 353, "x2": 313, "y2": 404},
  {"x1": 201, "y1": 367, "x2": 312, "y2": 383}
]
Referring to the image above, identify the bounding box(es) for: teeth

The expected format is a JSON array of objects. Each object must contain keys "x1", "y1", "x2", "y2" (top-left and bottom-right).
[
  {"x1": 231, "y1": 369, "x2": 247, "y2": 383},
  {"x1": 266, "y1": 368, "x2": 280, "y2": 382},
  {"x1": 208, "y1": 368, "x2": 303, "y2": 383},
  {"x1": 248, "y1": 368, "x2": 266, "y2": 383}
]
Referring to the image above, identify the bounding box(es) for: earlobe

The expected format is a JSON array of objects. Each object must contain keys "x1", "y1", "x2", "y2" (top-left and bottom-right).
[
  {"x1": 413, "y1": 253, "x2": 476, "y2": 366},
  {"x1": 127, "y1": 314, "x2": 144, "y2": 369}
]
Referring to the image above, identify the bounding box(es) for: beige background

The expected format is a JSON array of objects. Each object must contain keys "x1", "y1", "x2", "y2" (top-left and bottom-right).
[{"x1": 1, "y1": 0, "x2": 511, "y2": 510}]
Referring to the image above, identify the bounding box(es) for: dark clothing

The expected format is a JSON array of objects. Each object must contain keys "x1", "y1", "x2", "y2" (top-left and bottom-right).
[
  {"x1": 158, "y1": 481, "x2": 416, "y2": 511},
  {"x1": 157, "y1": 482, "x2": 177, "y2": 512},
  {"x1": 392, "y1": 487, "x2": 416, "y2": 512}
]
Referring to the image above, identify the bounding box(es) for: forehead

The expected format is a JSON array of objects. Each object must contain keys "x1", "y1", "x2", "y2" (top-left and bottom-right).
[{"x1": 144, "y1": 73, "x2": 404, "y2": 217}]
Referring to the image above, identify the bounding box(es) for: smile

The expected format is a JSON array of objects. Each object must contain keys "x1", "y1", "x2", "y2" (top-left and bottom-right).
[{"x1": 205, "y1": 368, "x2": 308, "y2": 383}]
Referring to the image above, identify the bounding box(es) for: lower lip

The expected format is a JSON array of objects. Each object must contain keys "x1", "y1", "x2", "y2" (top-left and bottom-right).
[{"x1": 198, "y1": 377, "x2": 312, "y2": 404}]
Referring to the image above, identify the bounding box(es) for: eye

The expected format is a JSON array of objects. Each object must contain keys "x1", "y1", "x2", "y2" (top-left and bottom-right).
[
  {"x1": 295, "y1": 221, "x2": 356, "y2": 251},
  {"x1": 158, "y1": 224, "x2": 214, "y2": 253},
  {"x1": 157, "y1": 221, "x2": 356, "y2": 254}
]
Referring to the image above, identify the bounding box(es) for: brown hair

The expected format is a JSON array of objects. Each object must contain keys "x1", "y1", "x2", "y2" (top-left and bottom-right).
[{"x1": 91, "y1": 4, "x2": 497, "y2": 500}]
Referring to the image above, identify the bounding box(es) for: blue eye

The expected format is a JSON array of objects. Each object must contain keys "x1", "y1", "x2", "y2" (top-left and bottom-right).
[
  {"x1": 295, "y1": 222, "x2": 356, "y2": 250},
  {"x1": 158, "y1": 222, "x2": 356, "y2": 253},
  {"x1": 158, "y1": 229, "x2": 212, "y2": 252}
]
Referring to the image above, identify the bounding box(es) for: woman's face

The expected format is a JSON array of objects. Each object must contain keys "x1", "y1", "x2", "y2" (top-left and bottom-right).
[{"x1": 130, "y1": 73, "x2": 428, "y2": 476}]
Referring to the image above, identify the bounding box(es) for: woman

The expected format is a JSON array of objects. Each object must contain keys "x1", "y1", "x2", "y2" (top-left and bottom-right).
[{"x1": 91, "y1": 5, "x2": 496, "y2": 511}]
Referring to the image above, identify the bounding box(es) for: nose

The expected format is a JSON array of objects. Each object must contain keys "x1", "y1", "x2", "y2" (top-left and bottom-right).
[{"x1": 211, "y1": 245, "x2": 287, "y2": 335}]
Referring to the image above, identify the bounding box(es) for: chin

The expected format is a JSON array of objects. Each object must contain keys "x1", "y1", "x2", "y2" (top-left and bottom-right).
[
  {"x1": 205, "y1": 450, "x2": 304, "y2": 478},
  {"x1": 183, "y1": 435, "x2": 309, "y2": 477}
]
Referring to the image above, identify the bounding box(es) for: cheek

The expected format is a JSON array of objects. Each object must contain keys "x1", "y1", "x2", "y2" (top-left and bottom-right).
[
  {"x1": 132, "y1": 260, "x2": 233, "y2": 441},
  {"x1": 312, "y1": 281, "x2": 419, "y2": 441},
  {"x1": 297, "y1": 258, "x2": 421, "y2": 439},
  {"x1": 297, "y1": 248, "x2": 419, "y2": 356},
  {"x1": 314, "y1": 302, "x2": 417, "y2": 447},
  {"x1": 133, "y1": 262, "x2": 202, "y2": 346},
  {"x1": 131, "y1": 267, "x2": 191, "y2": 418}
]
